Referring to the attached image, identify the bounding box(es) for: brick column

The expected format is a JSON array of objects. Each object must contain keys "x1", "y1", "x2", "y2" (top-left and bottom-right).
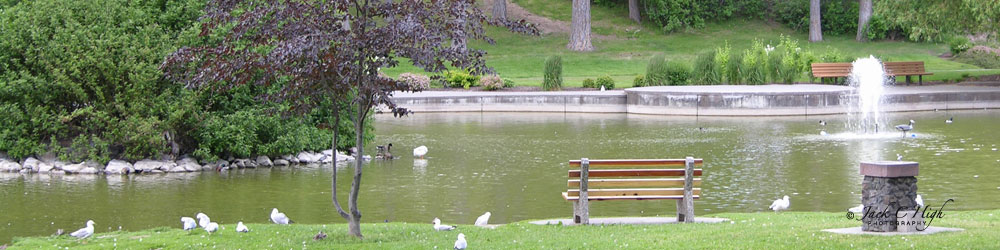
[{"x1": 859, "y1": 161, "x2": 919, "y2": 232}]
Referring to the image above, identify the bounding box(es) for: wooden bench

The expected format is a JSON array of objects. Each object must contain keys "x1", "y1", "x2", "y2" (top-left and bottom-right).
[
  {"x1": 884, "y1": 61, "x2": 933, "y2": 85},
  {"x1": 562, "y1": 157, "x2": 703, "y2": 224},
  {"x1": 810, "y1": 63, "x2": 852, "y2": 84}
]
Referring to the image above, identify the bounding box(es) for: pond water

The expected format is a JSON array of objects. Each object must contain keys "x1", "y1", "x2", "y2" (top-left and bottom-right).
[{"x1": 3, "y1": 110, "x2": 1000, "y2": 243}]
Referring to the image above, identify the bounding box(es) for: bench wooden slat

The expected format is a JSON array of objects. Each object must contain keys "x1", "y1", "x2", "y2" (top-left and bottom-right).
[
  {"x1": 568, "y1": 169, "x2": 702, "y2": 177},
  {"x1": 568, "y1": 178, "x2": 702, "y2": 188},
  {"x1": 566, "y1": 188, "x2": 701, "y2": 197},
  {"x1": 568, "y1": 159, "x2": 703, "y2": 168},
  {"x1": 562, "y1": 192, "x2": 700, "y2": 201}
]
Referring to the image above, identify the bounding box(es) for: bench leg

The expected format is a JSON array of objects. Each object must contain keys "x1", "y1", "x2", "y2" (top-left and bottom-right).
[
  {"x1": 919, "y1": 75, "x2": 923, "y2": 85},
  {"x1": 906, "y1": 76, "x2": 912, "y2": 86}
]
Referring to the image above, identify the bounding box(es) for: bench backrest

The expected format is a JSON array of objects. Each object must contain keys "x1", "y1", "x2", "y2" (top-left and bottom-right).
[
  {"x1": 565, "y1": 159, "x2": 702, "y2": 199},
  {"x1": 810, "y1": 63, "x2": 852, "y2": 77},
  {"x1": 883, "y1": 61, "x2": 927, "y2": 75}
]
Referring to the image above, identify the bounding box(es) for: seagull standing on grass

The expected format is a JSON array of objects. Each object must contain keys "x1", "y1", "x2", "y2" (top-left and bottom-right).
[
  {"x1": 474, "y1": 212, "x2": 491, "y2": 227},
  {"x1": 454, "y1": 233, "x2": 467, "y2": 250},
  {"x1": 915, "y1": 194, "x2": 924, "y2": 207},
  {"x1": 196, "y1": 213, "x2": 211, "y2": 229},
  {"x1": 432, "y1": 217, "x2": 456, "y2": 231},
  {"x1": 848, "y1": 204, "x2": 864, "y2": 213},
  {"x1": 181, "y1": 217, "x2": 197, "y2": 231},
  {"x1": 69, "y1": 220, "x2": 95, "y2": 239},
  {"x1": 271, "y1": 208, "x2": 293, "y2": 224},
  {"x1": 204, "y1": 222, "x2": 219, "y2": 233},
  {"x1": 413, "y1": 146, "x2": 428, "y2": 159},
  {"x1": 236, "y1": 221, "x2": 249, "y2": 233},
  {"x1": 769, "y1": 195, "x2": 790, "y2": 212},
  {"x1": 946, "y1": 117, "x2": 953, "y2": 124}
]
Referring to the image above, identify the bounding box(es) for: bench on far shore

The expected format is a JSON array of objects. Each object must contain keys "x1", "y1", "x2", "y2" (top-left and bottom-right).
[
  {"x1": 810, "y1": 61, "x2": 933, "y2": 85},
  {"x1": 562, "y1": 157, "x2": 702, "y2": 224}
]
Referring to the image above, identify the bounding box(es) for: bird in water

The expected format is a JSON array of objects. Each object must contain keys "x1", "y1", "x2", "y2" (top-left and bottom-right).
[
  {"x1": 413, "y1": 145, "x2": 428, "y2": 159},
  {"x1": 819, "y1": 120, "x2": 826, "y2": 126},
  {"x1": 945, "y1": 117, "x2": 953, "y2": 124},
  {"x1": 376, "y1": 143, "x2": 394, "y2": 160},
  {"x1": 895, "y1": 120, "x2": 915, "y2": 136}
]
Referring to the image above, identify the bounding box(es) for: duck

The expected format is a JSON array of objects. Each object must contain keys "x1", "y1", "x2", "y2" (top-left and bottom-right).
[
  {"x1": 376, "y1": 143, "x2": 393, "y2": 160},
  {"x1": 769, "y1": 195, "x2": 790, "y2": 212},
  {"x1": 413, "y1": 146, "x2": 428, "y2": 159},
  {"x1": 895, "y1": 120, "x2": 915, "y2": 136},
  {"x1": 69, "y1": 220, "x2": 95, "y2": 239}
]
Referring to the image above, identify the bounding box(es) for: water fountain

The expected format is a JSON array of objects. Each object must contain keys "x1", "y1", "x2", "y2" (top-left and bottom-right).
[{"x1": 845, "y1": 56, "x2": 891, "y2": 134}]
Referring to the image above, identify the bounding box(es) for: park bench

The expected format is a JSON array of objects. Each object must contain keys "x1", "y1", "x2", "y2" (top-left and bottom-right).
[
  {"x1": 884, "y1": 61, "x2": 933, "y2": 85},
  {"x1": 810, "y1": 61, "x2": 933, "y2": 85},
  {"x1": 562, "y1": 157, "x2": 702, "y2": 224}
]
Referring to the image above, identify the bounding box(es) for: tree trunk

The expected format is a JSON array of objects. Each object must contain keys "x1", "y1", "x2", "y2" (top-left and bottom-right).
[
  {"x1": 567, "y1": 0, "x2": 594, "y2": 51},
  {"x1": 628, "y1": 0, "x2": 640, "y2": 24},
  {"x1": 493, "y1": 0, "x2": 507, "y2": 22},
  {"x1": 856, "y1": 0, "x2": 872, "y2": 41},
  {"x1": 809, "y1": 0, "x2": 823, "y2": 42},
  {"x1": 346, "y1": 98, "x2": 367, "y2": 239},
  {"x1": 331, "y1": 105, "x2": 350, "y2": 220}
]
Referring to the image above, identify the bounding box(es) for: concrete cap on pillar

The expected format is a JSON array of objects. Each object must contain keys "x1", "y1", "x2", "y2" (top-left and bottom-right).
[{"x1": 860, "y1": 161, "x2": 919, "y2": 177}]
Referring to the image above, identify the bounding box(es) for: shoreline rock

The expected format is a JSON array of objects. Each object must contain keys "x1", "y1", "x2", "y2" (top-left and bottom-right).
[{"x1": 0, "y1": 150, "x2": 350, "y2": 176}]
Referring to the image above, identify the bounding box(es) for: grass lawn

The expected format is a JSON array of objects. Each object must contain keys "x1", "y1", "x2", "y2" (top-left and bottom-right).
[
  {"x1": 381, "y1": 1, "x2": 1000, "y2": 88},
  {"x1": 10, "y1": 210, "x2": 1000, "y2": 249}
]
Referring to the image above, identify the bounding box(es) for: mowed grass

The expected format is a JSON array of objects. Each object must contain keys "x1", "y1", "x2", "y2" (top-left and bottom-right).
[
  {"x1": 10, "y1": 210, "x2": 1000, "y2": 249},
  {"x1": 381, "y1": 1, "x2": 1000, "y2": 88}
]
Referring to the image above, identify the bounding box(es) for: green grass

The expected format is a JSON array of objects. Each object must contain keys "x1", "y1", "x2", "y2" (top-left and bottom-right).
[
  {"x1": 381, "y1": 2, "x2": 1000, "y2": 88},
  {"x1": 11, "y1": 210, "x2": 1000, "y2": 249}
]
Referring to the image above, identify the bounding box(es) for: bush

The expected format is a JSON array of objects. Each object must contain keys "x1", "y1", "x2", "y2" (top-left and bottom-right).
[
  {"x1": 398, "y1": 73, "x2": 431, "y2": 90},
  {"x1": 645, "y1": 54, "x2": 669, "y2": 86},
  {"x1": 582, "y1": 78, "x2": 596, "y2": 88},
  {"x1": 954, "y1": 49, "x2": 1000, "y2": 68},
  {"x1": 741, "y1": 40, "x2": 768, "y2": 85},
  {"x1": 502, "y1": 78, "x2": 515, "y2": 88},
  {"x1": 665, "y1": 61, "x2": 692, "y2": 85},
  {"x1": 633, "y1": 75, "x2": 647, "y2": 87},
  {"x1": 643, "y1": 0, "x2": 767, "y2": 32},
  {"x1": 948, "y1": 36, "x2": 973, "y2": 55},
  {"x1": 726, "y1": 50, "x2": 744, "y2": 84},
  {"x1": 443, "y1": 70, "x2": 481, "y2": 89},
  {"x1": 543, "y1": 56, "x2": 563, "y2": 91},
  {"x1": 481, "y1": 75, "x2": 504, "y2": 91},
  {"x1": 596, "y1": 75, "x2": 615, "y2": 89},
  {"x1": 693, "y1": 50, "x2": 722, "y2": 85}
]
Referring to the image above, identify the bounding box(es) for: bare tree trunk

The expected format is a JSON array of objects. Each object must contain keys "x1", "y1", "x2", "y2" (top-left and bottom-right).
[
  {"x1": 628, "y1": 0, "x2": 640, "y2": 24},
  {"x1": 856, "y1": 0, "x2": 872, "y2": 41},
  {"x1": 331, "y1": 105, "x2": 350, "y2": 219},
  {"x1": 493, "y1": 0, "x2": 506, "y2": 22},
  {"x1": 347, "y1": 99, "x2": 367, "y2": 239},
  {"x1": 809, "y1": 0, "x2": 823, "y2": 42},
  {"x1": 567, "y1": 0, "x2": 594, "y2": 51}
]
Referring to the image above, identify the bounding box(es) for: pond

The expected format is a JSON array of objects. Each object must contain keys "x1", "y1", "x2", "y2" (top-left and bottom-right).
[{"x1": 2, "y1": 110, "x2": 1000, "y2": 243}]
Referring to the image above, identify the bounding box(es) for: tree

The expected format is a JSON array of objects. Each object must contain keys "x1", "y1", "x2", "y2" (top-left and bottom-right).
[
  {"x1": 628, "y1": 0, "x2": 640, "y2": 24},
  {"x1": 567, "y1": 0, "x2": 594, "y2": 51},
  {"x1": 856, "y1": 0, "x2": 872, "y2": 41},
  {"x1": 809, "y1": 0, "x2": 823, "y2": 42},
  {"x1": 875, "y1": 0, "x2": 1000, "y2": 41},
  {"x1": 161, "y1": 0, "x2": 535, "y2": 239},
  {"x1": 493, "y1": 0, "x2": 506, "y2": 21}
]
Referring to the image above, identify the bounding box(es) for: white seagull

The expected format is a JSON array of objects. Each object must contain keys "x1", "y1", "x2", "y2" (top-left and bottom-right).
[
  {"x1": 915, "y1": 194, "x2": 924, "y2": 207},
  {"x1": 196, "y1": 213, "x2": 211, "y2": 229},
  {"x1": 769, "y1": 195, "x2": 790, "y2": 212},
  {"x1": 432, "y1": 217, "x2": 456, "y2": 231},
  {"x1": 69, "y1": 220, "x2": 95, "y2": 239},
  {"x1": 271, "y1": 208, "x2": 293, "y2": 224},
  {"x1": 848, "y1": 204, "x2": 864, "y2": 213},
  {"x1": 204, "y1": 222, "x2": 219, "y2": 233},
  {"x1": 897, "y1": 154, "x2": 903, "y2": 161},
  {"x1": 819, "y1": 120, "x2": 826, "y2": 126},
  {"x1": 895, "y1": 120, "x2": 915, "y2": 136},
  {"x1": 413, "y1": 146, "x2": 428, "y2": 159},
  {"x1": 945, "y1": 117, "x2": 953, "y2": 124},
  {"x1": 454, "y1": 233, "x2": 467, "y2": 250},
  {"x1": 236, "y1": 221, "x2": 249, "y2": 233},
  {"x1": 820, "y1": 131, "x2": 828, "y2": 136},
  {"x1": 474, "y1": 212, "x2": 491, "y2": 227},
  {"x1": 181, "y1": 217, "x2": 197, "y2": 231}
]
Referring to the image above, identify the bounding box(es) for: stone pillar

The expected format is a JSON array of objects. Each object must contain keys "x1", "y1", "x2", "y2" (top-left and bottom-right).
[{"x1": 859, "y1": 161, "x2": 919, "y2": 232}]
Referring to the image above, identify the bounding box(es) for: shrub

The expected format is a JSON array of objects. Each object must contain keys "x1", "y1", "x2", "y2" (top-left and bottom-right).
[
  {"x1": 398, "y1": 73, "x2": 431, "y2": 90},
  {"x1": 714, "y1": 43, "x2": 731, "y2": 84},
  {"x1": 543, "y1": 56, "x2": 563, "y2": 91},
  {"x1": 481, "y1": 75, "x2": 504, "y2": 91},
  {"x1": 819, "y1": 47, "x2": 851, "y2": 63},
  {"x1": 948, "y1": 36, "x2": 972, "y2": 55},
  {"x1": 443, "y1": 70, "x2": 481, "y2": 89},
  {"x1": 633, "y1": 75, "x2": 647, "y2": 87},
  {"x1": 502, "y1": 78, "x2": 515, "y2": 88},
  {"x1": 954, "y1": 49, "x2": 1000, "y2": 68},
  {"x1": 596, "y1": 75, "x2": 615, "y2": 89},
  {"x1": 741, "y1": 40, "x2": 768, "y2": 85},
  {"x1": 693, "y1": 50, "x2": 722, "y2": 85},
  {"x1": 665, "y1": 61, "x2": 692, "y2": 85},
  {"x1": 582, "y1": 78, "x2": 596, "y2": 88},
  {"x1": 645, "y1": 54, "x2": 669, "y2": 86},
  {"x1": 726, "y1": 50, "x2": 743, "y2": 84}
]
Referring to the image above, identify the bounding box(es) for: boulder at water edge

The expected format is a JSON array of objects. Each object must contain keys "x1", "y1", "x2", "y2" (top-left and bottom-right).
[
  {"x1": 22, "y1": 157, "x2": 41, "y2": 172},
  {"x1": 256, "y1": 156, "x2": 273, "y2": 167},
  {"x1": 105, "y1": 160, "x2": 133, "y2": 174},
  {"x1": 273, "y1": 159, "x2": 290, "y2": 166},
  {"x1": 0, "y1": 160, "x2": 22, "y2": 172}
]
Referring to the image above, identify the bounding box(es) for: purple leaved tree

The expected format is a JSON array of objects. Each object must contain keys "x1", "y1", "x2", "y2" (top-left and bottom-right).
[{"x1": 161, "y1": 0, "x2": 536, "y2": 238}]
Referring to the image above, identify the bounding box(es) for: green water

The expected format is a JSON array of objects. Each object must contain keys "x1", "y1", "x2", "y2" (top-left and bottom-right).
[{"x1": 2, "y1": 110, "x2": 1000, "y2": 243}]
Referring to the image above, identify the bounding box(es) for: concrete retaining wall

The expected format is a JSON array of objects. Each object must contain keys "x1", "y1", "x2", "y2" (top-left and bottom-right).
[{"x1": 390, "y1": 85, "x2": 1000, "y2": 116}]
